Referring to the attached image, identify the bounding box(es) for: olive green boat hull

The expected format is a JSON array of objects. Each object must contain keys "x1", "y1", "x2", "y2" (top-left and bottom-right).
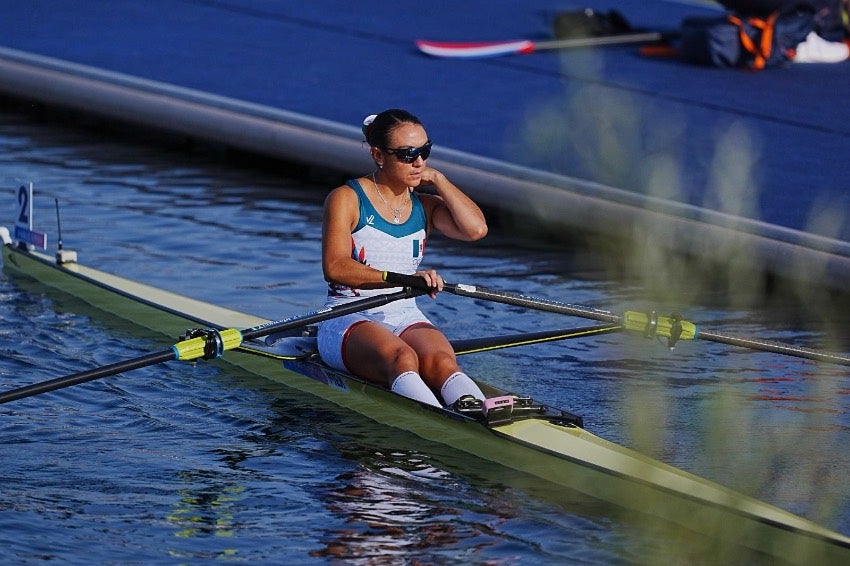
[{"x1": 3, "y1": 242, "x2": 849, "y2": 562}]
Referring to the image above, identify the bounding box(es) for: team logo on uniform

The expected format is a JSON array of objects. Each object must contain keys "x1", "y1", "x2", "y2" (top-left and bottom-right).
[
  {"x1": 412, "y1": 239, "x2": 425, "y2": 269},
  {"x1": 413, "y1": 239, "x2": 425, "y2": 258}
]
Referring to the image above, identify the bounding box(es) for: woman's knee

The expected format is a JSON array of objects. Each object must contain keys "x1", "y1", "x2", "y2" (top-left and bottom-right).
[
  {"x1": 386, "y1": 341, "x2": 419, "y2": 370},
  {"x1": 418, "y1": 349, "x2": 458, "y2": 377},
  {"x1": 344, "y1": 324, "x2": 419, "y2": 377}
]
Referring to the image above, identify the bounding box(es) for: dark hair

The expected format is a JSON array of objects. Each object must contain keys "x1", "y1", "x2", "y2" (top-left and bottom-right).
[{"x1": 362, "y1": 109, "x2": 422, "y2": 148}]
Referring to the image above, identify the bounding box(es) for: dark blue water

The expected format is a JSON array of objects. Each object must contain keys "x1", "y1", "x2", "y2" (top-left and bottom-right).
[{"x1": 1, "y1": 109, "x2": 848, "y2": 564}]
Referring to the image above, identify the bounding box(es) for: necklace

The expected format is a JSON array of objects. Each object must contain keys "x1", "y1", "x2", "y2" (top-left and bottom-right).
[{"x1": 372, "y1": 173, "x2": 409, "y2": 224}]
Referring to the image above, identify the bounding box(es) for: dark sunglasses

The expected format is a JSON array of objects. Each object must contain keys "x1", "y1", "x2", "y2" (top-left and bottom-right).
[{"x1": 382, "y1": 140, "x2": 432, "y2": 163}]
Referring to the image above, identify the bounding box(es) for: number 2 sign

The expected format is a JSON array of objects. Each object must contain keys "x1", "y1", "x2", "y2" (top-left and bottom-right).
[{"x1": 14, "y1": 183, "x2": 47, "y2": 249}]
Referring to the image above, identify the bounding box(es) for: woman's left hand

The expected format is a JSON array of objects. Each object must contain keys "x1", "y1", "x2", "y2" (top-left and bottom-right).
[{"x1": 415, "y1": 268, "x2": 444, "y2": 298}]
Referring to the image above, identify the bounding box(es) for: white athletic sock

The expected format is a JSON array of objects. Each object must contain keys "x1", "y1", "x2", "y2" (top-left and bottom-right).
[
  {"x1": 440, "y1": 372, "x2": 486, "y2": 405},
  {"x1": 391, "y1": 371, "x2": 442, "y2": 407}
]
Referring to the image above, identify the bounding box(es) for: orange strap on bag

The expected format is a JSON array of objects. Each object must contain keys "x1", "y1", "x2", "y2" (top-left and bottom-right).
[{"x1": 727, "y1": 12, "x2": 778, "y2": 70}]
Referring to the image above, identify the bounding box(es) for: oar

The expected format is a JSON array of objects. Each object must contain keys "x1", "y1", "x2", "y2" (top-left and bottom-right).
[
  {"x1": 415, "y1": 31, "x2": 666, "y2": 59},
  {"x1": 259, "y1": 324, "x2": 621, "y2": 360},
  {"x1": 451, "y1": 324, "x2": 621, "y2": 355},
  {"x1": 0, "y1": 287, "x2": 426, "y2": 405},
  {"x1": 383, "y1": 272, "x2": 850, "y2": 366}
]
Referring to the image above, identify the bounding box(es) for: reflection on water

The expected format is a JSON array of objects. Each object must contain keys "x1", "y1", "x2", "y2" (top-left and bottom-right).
[
  {"x1": 311, "y1": 463, "x2": 469, "y2": 562},
  {"x1": 167, "y1": 471, "x2": 243, "y2": 541},
  {"x1": 262, "y1": 398, "x2": 509, "y2": 563}
]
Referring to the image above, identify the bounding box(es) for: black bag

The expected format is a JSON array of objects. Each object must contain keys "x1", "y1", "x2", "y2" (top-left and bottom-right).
[
  {"x1": 679, "y1": 8, "x2": 815, "y2": 69},
  {"x1": 680, "y1": 16, "x2": 743, "y2": 66},
  {"x1": 553, "y1": 9, "x2": 634, "y2": 39},
  {"x1": 717, "y1": 1, "x2": 848, "y2": 40}
]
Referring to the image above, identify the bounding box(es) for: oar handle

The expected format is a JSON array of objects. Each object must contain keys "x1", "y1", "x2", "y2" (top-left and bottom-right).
[{"x1": 382, "y1": 271, "x2": 434, "y2": 290}]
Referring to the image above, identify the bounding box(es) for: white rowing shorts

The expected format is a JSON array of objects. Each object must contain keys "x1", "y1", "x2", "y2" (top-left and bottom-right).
[{"x1": 317, "y1": 300, "x2": 432, "y2": 372}]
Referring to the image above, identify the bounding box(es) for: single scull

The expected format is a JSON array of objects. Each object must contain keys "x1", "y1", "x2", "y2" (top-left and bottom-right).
[{"x1": 1, "y1": 221, "x2": 848, "y2": 562}]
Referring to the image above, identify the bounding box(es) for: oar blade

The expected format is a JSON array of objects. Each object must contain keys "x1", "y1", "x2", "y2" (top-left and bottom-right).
[{"x1": 415, "y1": 39, "x2": 535, "y2": 58}]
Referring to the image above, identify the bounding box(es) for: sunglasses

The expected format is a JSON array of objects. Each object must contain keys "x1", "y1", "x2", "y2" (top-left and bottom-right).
[{"x1": 382, "y1": 140, "x2": 432, "y2": 163}]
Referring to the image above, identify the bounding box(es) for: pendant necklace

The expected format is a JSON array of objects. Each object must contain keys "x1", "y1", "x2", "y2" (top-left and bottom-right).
[{"x1": 372, "y1": 172, "x2": 409, "y2": 224}]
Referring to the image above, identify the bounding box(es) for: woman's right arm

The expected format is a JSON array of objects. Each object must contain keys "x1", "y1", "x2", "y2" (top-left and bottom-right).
[{"x1": 321, "y1": 185, "x2": 386, "y2": 289}]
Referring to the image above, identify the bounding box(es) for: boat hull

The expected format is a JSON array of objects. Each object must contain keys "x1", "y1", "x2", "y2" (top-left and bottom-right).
[{"x1": 3, "y1": 242, "x2": 849, "y2": 562}]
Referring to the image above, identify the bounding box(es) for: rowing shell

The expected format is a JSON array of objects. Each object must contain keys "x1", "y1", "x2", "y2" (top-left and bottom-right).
[{"x1": 2, "y1": 238, "x2": 849, "y2": 562}]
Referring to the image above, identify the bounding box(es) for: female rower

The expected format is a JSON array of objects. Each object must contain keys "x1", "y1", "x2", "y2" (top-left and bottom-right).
[{"x1": 317, "y1": 108, "x2": 488, "y2": 407}]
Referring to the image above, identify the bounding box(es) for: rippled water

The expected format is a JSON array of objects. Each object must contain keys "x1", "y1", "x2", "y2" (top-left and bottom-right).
[{"x1": 1, "y1": 108, "x2": 848, "y2": 564}]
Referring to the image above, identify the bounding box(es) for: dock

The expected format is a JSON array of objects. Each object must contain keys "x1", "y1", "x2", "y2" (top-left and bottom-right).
[{"x1": 1, "y1": 0, "x2": 848, "y2": 287}]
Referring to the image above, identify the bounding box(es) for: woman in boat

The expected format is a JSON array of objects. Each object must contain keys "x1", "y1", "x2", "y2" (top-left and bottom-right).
[{"x1": 317, "y1": 108, "x2": 488, "y2": 408}]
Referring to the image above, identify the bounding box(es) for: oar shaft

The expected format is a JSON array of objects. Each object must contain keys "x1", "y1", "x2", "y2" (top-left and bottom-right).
[
  {"x1": 383, "y1": 272, "x2": 620, "y2": 324},
  {"x1": 240, "y1": 288, "x2": 421, "y2": 343},
  {"x1": 451, "y1": 324, "x2": 621, "y2": 355},
  {"x1": 697, "y1": 330, "x2": 850, "y2": 366},
  {"x1": 532, "y1": 31, "x2": 665, "y2": 51},
  {"x1": 0, "y1": 350, "x2": 175, "y2": 404},
  {"x1": 446, "y1": 283, "x2": 621, "y2": 324}
]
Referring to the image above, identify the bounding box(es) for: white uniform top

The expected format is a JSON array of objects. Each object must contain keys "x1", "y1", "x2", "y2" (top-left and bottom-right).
[{"x1": 325, "y1": 178, "x2": 427, "y2": 305}]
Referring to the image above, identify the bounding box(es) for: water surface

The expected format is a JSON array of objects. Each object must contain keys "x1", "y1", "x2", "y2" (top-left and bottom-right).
[{"x1": 1, "y1": 109, "x2": 848, "y2": 564}]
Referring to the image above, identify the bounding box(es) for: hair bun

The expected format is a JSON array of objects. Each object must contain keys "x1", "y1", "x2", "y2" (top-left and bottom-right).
[{"x1": 362, "y1": 114, "x2": 377, "y2": 138}]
